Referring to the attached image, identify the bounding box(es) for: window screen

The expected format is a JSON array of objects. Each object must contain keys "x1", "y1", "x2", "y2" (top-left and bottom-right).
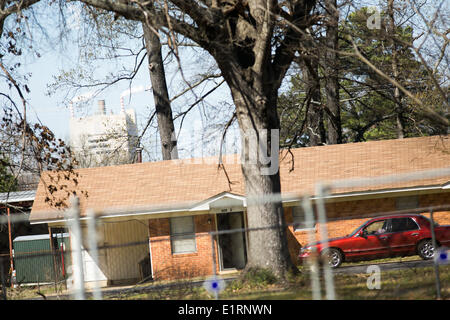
[
  {"x1": 292, "y1": 206, "x2": 315, "y2": 231},
  {"x1": 170, "y1": 216, "x2": 196, "y2": 254}
]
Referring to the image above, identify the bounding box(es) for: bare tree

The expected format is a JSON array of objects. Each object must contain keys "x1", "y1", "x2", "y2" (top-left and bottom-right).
[
  {"x1": 1, "y1": 1, "x2": 87, "y2": 207},
  {"x1": 74, "y1": 0, "x2": 323, "y2": 277},
  {"x1": 142, "y1": 22, "x2": 178, "y2": 160},
  {"x1": 49, "y1": 5, "x2": 227, "y2": 162}
]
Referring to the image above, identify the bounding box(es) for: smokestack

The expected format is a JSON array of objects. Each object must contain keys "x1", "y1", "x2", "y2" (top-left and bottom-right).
[
  {"x1": 69, "y1": 102, "x2": 74, "y2": 118},
  {"x1": 120, "y1": 97, "x2": 125, "y2": 113},
  {"x1": 136, "y1": 146, "x2": 143, "y2": 163},
  {"x1": 98, "y1": 100, "x2": 106, "y2": 115}
]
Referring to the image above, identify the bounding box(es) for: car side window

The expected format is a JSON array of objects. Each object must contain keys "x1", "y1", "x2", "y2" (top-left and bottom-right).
[
  {"x1": 391, "y1": 217, "x2": 419, "y2": 232},
  {"x1": 365, "y1": 220, "x2": 388, "y2": 235}
]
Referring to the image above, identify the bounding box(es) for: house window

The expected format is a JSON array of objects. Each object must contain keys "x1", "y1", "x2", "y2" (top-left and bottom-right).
[
  {"x1": 292, "y1": 206, "x2": 315, "y2": 231},
  {"x1": 170, "y1": 216, "x2": 196, "y2": 254},
  {"x1": 396, "y1": 196, "x2": 419, "y2": 210}
]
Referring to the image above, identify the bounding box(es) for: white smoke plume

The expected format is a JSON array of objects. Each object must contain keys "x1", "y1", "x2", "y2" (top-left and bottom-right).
[{"x1": 120, "y1": 85, "x2": 151, "y2": 99}]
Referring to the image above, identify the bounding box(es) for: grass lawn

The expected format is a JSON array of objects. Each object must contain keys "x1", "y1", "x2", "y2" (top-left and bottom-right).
[
  {"x1": 4, "y1": 259, "x2": 449, "y2": 300},
  {"x1": 222, "y1": 264, "x2": 450, "y2": 300}
]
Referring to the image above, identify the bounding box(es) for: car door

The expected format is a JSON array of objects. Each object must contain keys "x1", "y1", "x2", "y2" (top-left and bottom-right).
[
  {"x1": 349, "y1": 219, "x2": 391, "y2": 259},
  {"x1": 385, "y1": 217, "x2": 420, "y2": 255}
]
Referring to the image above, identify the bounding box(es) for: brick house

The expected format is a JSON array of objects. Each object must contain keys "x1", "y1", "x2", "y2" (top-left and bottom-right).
[{"x1": 29, "y1": 135, "x2": 450, "y2": 285}]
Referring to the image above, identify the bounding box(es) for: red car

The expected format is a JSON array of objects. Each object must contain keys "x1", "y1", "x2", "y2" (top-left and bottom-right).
[{"x1": 299, "y1": 214, "x2": 450, "y2": 268}]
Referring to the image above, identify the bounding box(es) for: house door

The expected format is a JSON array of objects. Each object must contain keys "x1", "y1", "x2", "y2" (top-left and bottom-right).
[{"x1": 217, "y1": 212, "x2": 247, "y2": 270}]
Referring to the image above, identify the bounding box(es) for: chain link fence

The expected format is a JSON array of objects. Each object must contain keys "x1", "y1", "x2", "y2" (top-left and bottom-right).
[{"x1": 1, "y1": 168, "x2": 449, "y2": 300}]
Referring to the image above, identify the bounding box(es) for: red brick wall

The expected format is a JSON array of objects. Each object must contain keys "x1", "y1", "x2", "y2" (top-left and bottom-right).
[
  {"x1": 148, "y1": 214, "x2": 218, "y2": 280},
  {"x1": 417, "y1": 193, "x2": 450, "y2": 225}
]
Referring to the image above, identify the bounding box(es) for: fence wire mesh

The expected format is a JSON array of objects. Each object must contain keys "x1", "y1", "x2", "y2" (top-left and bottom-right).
[{"x1": 0, "y1": 167, "x2": 449, "y2": 300}]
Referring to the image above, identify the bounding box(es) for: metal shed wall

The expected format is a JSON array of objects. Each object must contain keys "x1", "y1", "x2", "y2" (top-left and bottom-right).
[{"x1": 13, "y1": 234, "x2": 70, "y2": 284}]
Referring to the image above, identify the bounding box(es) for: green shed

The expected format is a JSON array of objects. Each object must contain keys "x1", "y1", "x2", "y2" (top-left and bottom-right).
[{"x1": 13, "y1": 233, "x2": 71, "y2": 284}]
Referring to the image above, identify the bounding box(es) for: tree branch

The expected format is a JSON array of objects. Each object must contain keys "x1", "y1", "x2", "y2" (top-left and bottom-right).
[{"x1": 271, "y1": 0, "x2": 317, "y2": 90}]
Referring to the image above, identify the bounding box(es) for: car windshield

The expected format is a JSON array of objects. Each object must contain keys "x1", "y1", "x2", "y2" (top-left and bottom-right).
[{"x1": 348, "y1": 222, "x2": 366, "y2": 237}]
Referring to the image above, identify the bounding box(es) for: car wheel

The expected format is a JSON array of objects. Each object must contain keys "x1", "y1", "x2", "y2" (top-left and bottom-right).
[
  {"x1": 322, "y1": 248, "x2": 343, "y2": 268},
  {"x1": 418, "y1": 239, "x2": 435, "y2": 260}
]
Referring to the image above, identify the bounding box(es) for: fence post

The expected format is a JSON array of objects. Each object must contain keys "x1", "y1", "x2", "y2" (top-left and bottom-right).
[
  {"x1": 65, "y1": 196, "x2": 85, "y2": 300},
  {"x1": 210, "y1": 233, "x2": 219, "y2": 300},
  {"x1": 87, "y1": 208, "x2": 103, "y2": 300},
  {"x1": 429, "y1": 209, "x2": 441, "y2": 299},
  {"x1": 302, "y1": 196, "x2": 322, "y2": 300},
  {"x1": 315, "y1": 184, "x2": 336, "y2": 300}
]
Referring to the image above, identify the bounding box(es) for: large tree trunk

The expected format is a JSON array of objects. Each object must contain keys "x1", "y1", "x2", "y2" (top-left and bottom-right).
[
  {"x1": 142, "y1": 23, "x2": 179, "y2": 160},
  {"x1": 324, "y1": 0, "x2": 342, "y2": 144},
  {"x1": 212, "y1": 31, "x2": 296, "y2": 278},
  {"x1": 227, "y1": 81, "x2": 297, "y2": 278}
]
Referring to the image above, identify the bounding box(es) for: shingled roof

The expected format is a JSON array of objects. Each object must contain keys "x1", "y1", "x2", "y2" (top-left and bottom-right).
[{"x1": 30, "y1": 135, "x2": 450, "y2": 223}]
